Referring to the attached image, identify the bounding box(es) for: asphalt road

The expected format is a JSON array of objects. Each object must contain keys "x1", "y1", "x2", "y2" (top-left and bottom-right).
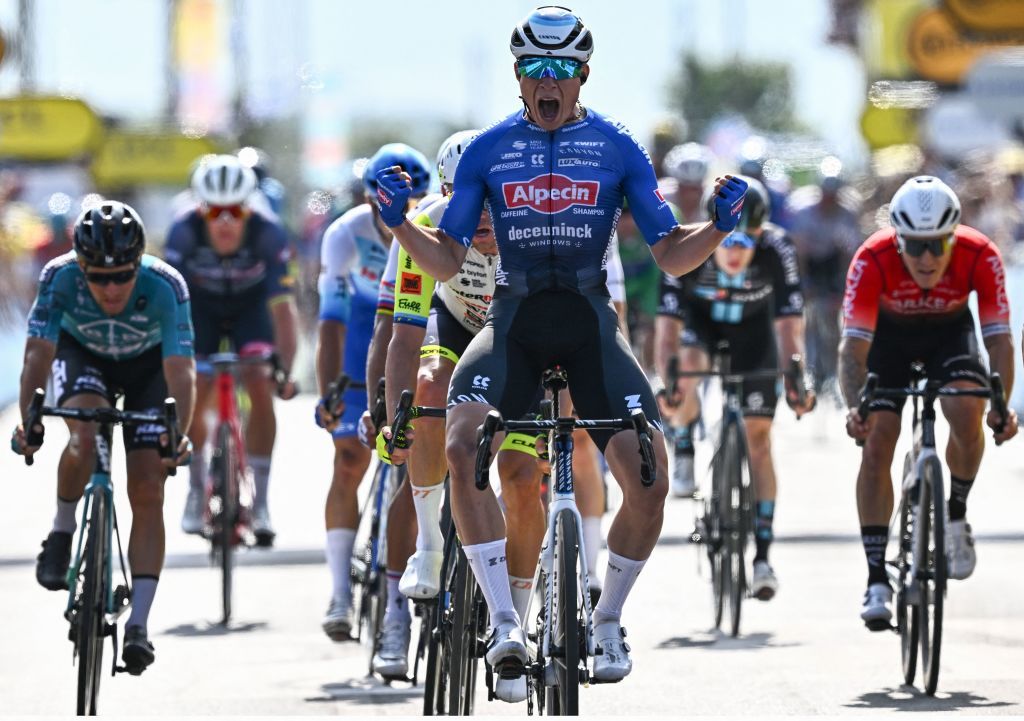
[{"x1": 1, "y1": 393, "x2": 1022, "y2": 716}]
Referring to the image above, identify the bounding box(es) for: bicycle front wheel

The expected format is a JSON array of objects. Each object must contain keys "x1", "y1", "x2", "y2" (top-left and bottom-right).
[
  {"x1": 546, "y1": 508, "x2": 580, "y2": 716},
  {"x1": 919, "y1": 458, "x2": 945, "y2": 695},
  {"x1": 210, "y1": 422, "x2": 237, "y2": 625},
  {"x1": 76, "y1": 492, "x2": 108, "y2": 716},
  {"x1": 447, "y1": 545, "x2": 475, "y2": 715},
  {"x1": 897, "y1": 487, "x2": 918, "y2": 686},
  {"x1": 722, "y1": 421, "x2": 747, "y2": 638},
  {"x1": 708, "y1": 451, "x2": 726, "y2": 630}
]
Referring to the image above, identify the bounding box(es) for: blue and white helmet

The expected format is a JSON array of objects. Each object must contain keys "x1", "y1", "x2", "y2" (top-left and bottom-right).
[{"x1": 510, "y1": 6, "x2": 594, "y2": 62}]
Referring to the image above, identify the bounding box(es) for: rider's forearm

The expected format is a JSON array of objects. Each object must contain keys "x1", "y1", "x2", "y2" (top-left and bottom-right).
[
  {"x1": 269, "y1": 296, "x2": 299, "y2": 375},
  {"x1": 392, "y1": 222, "x2": 466, "y2": 282},
  {"x1": 19, "y1": 338, "x2": 56, "y2": 421},
  {"x1": 385, "y1": 324, "x2": 425, "y2": 425},
  {"x1": 985, "y1": 333, "x2": 1015, "y2": 398},
  {"x1": 366, "y1": 314, "x2": 393, "y2": 403},
  {"x1": 316, "y1": 320, "x2": 345, "y2": 397},
  {"x1": 774, "y1": 316, "x2": 806, "y2": 364},
  {"x1": 650, "y1": 223, "x2": 727, "y2": 278},
  {"x1": 653, "y1": 315, "x2": 683, "y2": 382},
  {"x1": 838, "y1": 336, "x2": 870, "y2": 409},
  {"x1": 163, "y1": 355, "x2": 197, "y2": 434}
]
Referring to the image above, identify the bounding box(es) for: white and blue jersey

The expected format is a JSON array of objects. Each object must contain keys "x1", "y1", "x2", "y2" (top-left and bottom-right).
[
  {"x1": 318, "y1": 204, "x2": 390, "y2": 437},
  {"x1": 439, "y1": 108, "x2": 680, "y2": 297}
]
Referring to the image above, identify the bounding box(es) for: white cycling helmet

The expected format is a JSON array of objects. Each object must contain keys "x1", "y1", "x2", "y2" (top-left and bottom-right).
[
  {"x1": 663, "y1": 143, "x2": 711, "y2": 185},
  {"x1": 192, "y1": 154, "x2": 258, "y2": 206},
  {"x1": 889, "y1": 175, "x2": 961, "y2": 240},
  {"x1": 510, "y1": 6, "x2": 594, "y2": 62},
  {"x1": 437, "y1": 129, "x2": 481, "y2": 191}
]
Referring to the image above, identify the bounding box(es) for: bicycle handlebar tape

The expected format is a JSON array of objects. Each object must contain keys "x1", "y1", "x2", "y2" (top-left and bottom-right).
[
  {"x1": 855, "y1": 373, "x2": 879, "y2": 448},
  {"x1": 327, "y1": 373, "x2": 351, "y2": 418},
  {"x1": 388, "y1": 390, "x2": 415, "y2": 455},
  {"x1": 475, "y1": 411, "x2": 503, "y2": 490},
  {"x1": 164, "y1": 398, "x2": 179, "y2": 477},
  {"x1": 630, "y1": 409, "x2": 656, "y2": 487},
  {"x1": 24, "y1": 387, "x2": 47, "y2": 466},
  {"x1": 371, "y1": 377, "x2": 388, "y2": 433},
  {"x1": 990, "y1": 373, "x2": 1008, "y2": 439},
  {"x1": 788, "y1": 354, "x2": 807, "y2": 410}
]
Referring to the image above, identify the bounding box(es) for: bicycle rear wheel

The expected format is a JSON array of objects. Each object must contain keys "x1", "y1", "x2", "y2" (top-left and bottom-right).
[
  {"x1": 76, "y1": 491, "x2": 108, "y2": 716},
  {"x1": 722, "y1": 422, "x2": 747, "y2": 637},
  {"x1": 897, "y1": 489, "x2": 919, "y2": 685},
  {"x1": 546, "y1": 508, "x2": 580, "y2": 716},
  {"x1": 210, "y1": 422, "x2": 237, "y2": 625},
  {"x1": 919, "y1": 458, "x2": 945, "y2": 695}
]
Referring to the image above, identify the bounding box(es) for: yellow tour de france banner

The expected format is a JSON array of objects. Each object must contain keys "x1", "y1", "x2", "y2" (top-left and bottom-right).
[
  {"x1": 0, "y1": 96, "x2": 103, "y2": 160},
  {"x1": 907, "y1": 6, "x2": 1024, "y2": 85},
  {"x1": 91, "y1": 132, "x2": 220, "y2": 188}
]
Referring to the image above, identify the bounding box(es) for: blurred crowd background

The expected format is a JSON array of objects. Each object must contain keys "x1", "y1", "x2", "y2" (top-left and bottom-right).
[{"x1": 1, "y1": 0, "x2": 1024, "y2": 407}]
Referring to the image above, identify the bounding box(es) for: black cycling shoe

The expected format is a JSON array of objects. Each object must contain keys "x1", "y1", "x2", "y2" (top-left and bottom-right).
[
  {"x1": 122, "y1": 625, "x2": 155, "y2": 676},
  {"x1": 36, "y1": 531, "x2": 73, "y2": 591}
]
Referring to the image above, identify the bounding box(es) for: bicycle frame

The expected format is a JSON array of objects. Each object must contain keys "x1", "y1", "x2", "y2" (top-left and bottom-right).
[{"x1": 209, "y1": 353, "x2": 252, "y2": 495}]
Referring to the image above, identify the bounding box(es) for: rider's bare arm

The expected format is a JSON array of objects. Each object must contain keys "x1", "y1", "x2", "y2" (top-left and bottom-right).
[
  {"x1": 269, "y1": 296, "x2": 299, "y2": 377},
  {"x1": 316, "y1": 320, "x2": 345, "y2": 398},
  {"x1": 366, "y1": 313, "x2": 393, "y2": 403},
  {"x1": 163, "y1": 355, "x2": 197, "y2": 435},
  {"x1": 391, "y1": 223, "x2": 468, "y2": 282},
  {"x1": 985, "y1": 333, "x2": 1015, "y2": 396},
  {"x1": 838, "y1": 336, "x2": 871, "y2": 409},
  {"x1": 649, "y1": 222, "x2": 728, "y2": 278},
  {"x1": 653, "y1": 314, "x2": 683, "y2": 387},
  {"x1": 775, "y1": 316, "x2": 806, "y2": 366},
  {"x1": 19, "y1": 337, "x2": 55, "y2": 423},
  {"x1": 385, "y1": 323, "x2": 427, "y2": 426}
]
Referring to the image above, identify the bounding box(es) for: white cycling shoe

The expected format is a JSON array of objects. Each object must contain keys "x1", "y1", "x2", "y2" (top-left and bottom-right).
[
  {"x1": 947, "y1": 519, "x2": 977, "y2": 580},
  {"x1": 671, "y1": 454, "x2": 696, "y2": 498},
  {"x1": 372, "y1": 618, "x2": 411, "y2": 678},
  {"x1": 399, "y1": 550, "x2": 444, "y2": 599},
  {"x1": 860, "y1": 583, "x2": 893, "y2": 631},
  {"x1": 485, "y1": 620, "x2": 529, "y2": 668},
  {"x1": 592, "y1": 622, "x2": 632, "y2": 682},
  {"x1": 494, "y1": 675, "x2": 528, "y2": 703},
  {"x1": 181, "y1": 487, "x2": 205, "y2": 535},
  {"x1": 322, "y1": 596, "x2": 354, "y2": 641},
  {"x1": 750, "y1": 560, "x2": 779, "y2": 601}
]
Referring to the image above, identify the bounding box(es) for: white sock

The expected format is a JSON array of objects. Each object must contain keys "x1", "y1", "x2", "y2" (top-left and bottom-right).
[
  {"x1": 383, "y1": 570, "x2": 410, "y2": 624},
  {"x1": 127, "y1": 576, "x2": 159, "y2": 630},
  {"x1": 581, "y1": 516, "x2": 603, "y2": 590},
  {"x1": 251, "y1": 455, "x2": 271, "y2": 512},
  {"x1": 411, "y1": 482, "x2": 445, "y2": 553},
  {"x1": 509, "y1": 575, "x2": 534, "y2": 622},
  {"x1": 52, "y1": 496, "x2": 79, "y2": 535},
  {"x1": 189, "y1": 453, "x2": 206, "y2": 492},
  {"x1": 325, "y1": 528, "x2": 357, "y2": 602},
  {"x1": 593, "y1": 550, "x2": 646, "y2": 627},
  {"x1": 463, "y1": 539, "x2": 520, "y2": 627}
]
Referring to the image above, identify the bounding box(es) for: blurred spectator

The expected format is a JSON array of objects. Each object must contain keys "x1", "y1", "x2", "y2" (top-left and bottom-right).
[
  {"x1": 661, "y1": 142, "x2": 712, "y2": 222},
  {"x1": 787, "y1": 167, "x2": 862, "y2": 396},
  {"x1": 740, "y1": 156, "x2": 793, "y2": 228}
]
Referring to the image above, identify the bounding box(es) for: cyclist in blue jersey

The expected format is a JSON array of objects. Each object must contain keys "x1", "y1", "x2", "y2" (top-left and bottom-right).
[
  {"x1": 11, "y1": 202, "x2": 195, "y2": 675},
  {"x1": 165, "y1": 155, "x2": 299, "y2": 546},
  {"x1": 314, "y1": 143, "x2": 432, "y2": 640},
  {"x1": 373, "y1": 6, "x2": 747, "y2": 691}
]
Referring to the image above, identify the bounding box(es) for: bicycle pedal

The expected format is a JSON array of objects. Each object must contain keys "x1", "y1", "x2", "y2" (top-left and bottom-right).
[
  {"x1": 864, "y1": 618, "x2": 892, "y2": 633},
  {"x1": 494, "y1": 658, "x2": 526, "y2": 680}
]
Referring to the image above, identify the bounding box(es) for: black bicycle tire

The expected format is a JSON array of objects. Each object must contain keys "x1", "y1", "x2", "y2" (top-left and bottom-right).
[
  {"x1": 897, "y1": 487, "x2": 918, "y2": 685},
  {"x1": 723, "y1": 422, "x2": 745, "y2": 638},
  {"x1": 461, "y1": 584, "x2": 485, "y2": 715},
  {"x1": 708, "y1": 449, "x2": 725, "y2": 630},
  {"x1": 921, "y1": 457, "x2": 945, "y2": 695},
  {"x1": 76, "y1": 492, "x2": 107, "y2": 716},
  {"x1": 352, "y1": 464, "x2": 383, "y2": 643},
  {"x1": 447, "y1": 546, "x2": 472, "y2": 715},
  {"x1": 423, "y1": 495, "x2": 458, "y2": 715},
  {"x1": 212, "y1": 422, "x2": 236, "y2": 625},
  {"x1": 547, "y1": 509, "x2": 580, "y2": 716}
]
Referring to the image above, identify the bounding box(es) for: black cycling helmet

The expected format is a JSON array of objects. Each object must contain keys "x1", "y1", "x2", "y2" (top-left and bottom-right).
[
  {"x1": 704, "y1": 175, "x2": 770, "y2": 232},
  {"x1": 73, "y1": 201, "x2": 146, "y2": 268}
]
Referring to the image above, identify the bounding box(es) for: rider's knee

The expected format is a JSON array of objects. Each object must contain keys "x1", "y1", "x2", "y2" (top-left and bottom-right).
[
  {"x1": 332, "y1": 440, "x2": 369, "y2": 483},
  {"x1": 416, "y1": 369, "x2": 450, "y2": 408},
  {"x1": 68, "y1": 430, "x2": 96, "y2": 458},
  {"x1": 127, "y1": 470, "x2": 165, "y2": 511},
  {"x1": 497, "y1": 450, "x2": 539, "y2": 495}
]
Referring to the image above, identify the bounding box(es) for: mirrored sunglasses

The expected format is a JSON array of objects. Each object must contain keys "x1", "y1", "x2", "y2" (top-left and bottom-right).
[
  {"x1": 203, "y1": 204, "x2": 247, "y2": 221},
  {"x1": 517, "y1": 56, "x2": 583, "y2": 81},
  {"x1": 900, "y1": 234, "x2": 952, "y2": 258}
]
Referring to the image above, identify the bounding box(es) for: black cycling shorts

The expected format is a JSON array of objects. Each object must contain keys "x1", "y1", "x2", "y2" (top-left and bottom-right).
[
  {"x1": 190, "y1": 291, "x2": 274, "y2": 358},
  {"x1": 422, "y1": 294, "x2": 475, "y2": 365},
  {"x1": 681, "y1": 308, "x2": 779, "y2": 419},
  {"x1": 51, "y1": 332, "x2": 168, "y2": 452},
  {"x1": 448, "y1": 290, "x2": 661, "y2": 452},
  {"x1": 866, "y1": 311, "x2": 989, "y2": 414}
]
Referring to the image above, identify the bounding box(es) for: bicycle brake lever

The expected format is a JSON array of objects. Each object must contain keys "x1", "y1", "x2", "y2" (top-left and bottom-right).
[
  {"x1": 163, "y1": 398, "x2": 179, "y2": 477},
  {"x1": 475, "y1": 411, "x2": 502, "y2": 490},
  {"x1": 24, "y1": 388, "x2": 47, "y2": 466}
]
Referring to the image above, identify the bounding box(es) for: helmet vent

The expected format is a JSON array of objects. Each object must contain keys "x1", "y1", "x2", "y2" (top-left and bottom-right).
[
  {"x1": 938, "y1": 207, "x2": 953, "y2": 230},
  {"x1": 898, "y1": 211, "x2": 916, "y2": 230}
]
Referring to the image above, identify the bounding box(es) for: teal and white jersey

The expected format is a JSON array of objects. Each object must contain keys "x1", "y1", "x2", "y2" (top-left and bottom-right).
[{"x1": 27, "y1": 252, "x2": 195, "y2": 360}]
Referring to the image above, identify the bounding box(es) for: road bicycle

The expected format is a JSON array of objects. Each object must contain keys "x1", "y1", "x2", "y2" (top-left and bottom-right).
[
  {"x1": 677, "y1": 349, "x2": 804, "y2": 637},
  {"x1": 23, "y1": 388, "x2": 179, "y2": 715},
  {"x1": 475, "y1": 367, "x2": 657, "y2": 716},
  {"x1": 856, "y1": 363, "x2": 1007, "y2": 696}
]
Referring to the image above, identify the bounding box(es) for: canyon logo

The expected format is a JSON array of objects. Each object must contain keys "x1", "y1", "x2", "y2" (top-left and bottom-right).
[{"x1": 502, "y1": 174, "x2": 600, "y2": 214}]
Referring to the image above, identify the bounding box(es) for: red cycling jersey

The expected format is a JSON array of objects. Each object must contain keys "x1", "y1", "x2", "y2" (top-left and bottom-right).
[{"x1": 842, "y1": 225, "x2": 1010, "y2": 343}]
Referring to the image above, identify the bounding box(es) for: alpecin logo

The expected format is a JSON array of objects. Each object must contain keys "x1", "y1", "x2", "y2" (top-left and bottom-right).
[{"x1": 502, "y1": 174, "x2": 600, "y2": 214}]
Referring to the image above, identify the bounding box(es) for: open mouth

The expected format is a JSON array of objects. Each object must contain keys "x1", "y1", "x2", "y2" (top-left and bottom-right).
[{"x1": 537, "y1": 98, "x2": 561, "y2": 123}]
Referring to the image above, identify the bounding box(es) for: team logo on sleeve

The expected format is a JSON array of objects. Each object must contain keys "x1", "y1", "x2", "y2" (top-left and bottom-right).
[
  {"x1": 502, "y1": 174, "x2": 600, "y2": 214},
  {"x1": 400, "y1": 272, "x2": 422, "y2": 294}
]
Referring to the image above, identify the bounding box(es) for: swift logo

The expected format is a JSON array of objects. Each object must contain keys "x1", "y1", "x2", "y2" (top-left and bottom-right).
[{"x1": 502, "y1": 174, "x2": 600, "y2": 214}]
